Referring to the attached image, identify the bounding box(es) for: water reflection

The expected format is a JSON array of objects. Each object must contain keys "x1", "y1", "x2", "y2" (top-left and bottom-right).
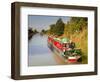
[{"x1": 28, "y1": 33, "x2": 58, "y2": 66}]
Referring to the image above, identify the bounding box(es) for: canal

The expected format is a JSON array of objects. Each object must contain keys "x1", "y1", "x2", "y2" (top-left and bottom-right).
[{"x1": 28, "y1": 33, "x2": 59, "y2": 66}]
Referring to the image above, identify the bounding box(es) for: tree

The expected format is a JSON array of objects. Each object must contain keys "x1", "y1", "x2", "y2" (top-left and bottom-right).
[
  {"x1": 64, "y1": 17, "x2": 88, "y2": 35},
  {"x1": 41, "y1": 29, "x2": 47, "y2": 34},
  {"x1": 49, "y1": 24, "x2": 56, "y2": 34},
  {"x1": 54, "y1": 18, "x2": 65, "y2": 36}
]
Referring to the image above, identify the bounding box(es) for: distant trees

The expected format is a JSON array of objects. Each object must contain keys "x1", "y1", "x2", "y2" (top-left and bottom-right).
[
  {"x1": 28, "y1": 28, "x2": 38, "y2": 39},
  {"x1": 29, "y1": 17, "x2": 87, "y2": 37},
  {"x1": 47, "y1": 18, "x2": 65, "y2": 36},
  {"x1": 28, "y1": 28, "x2": 38, "y2": 34},
  {"x1": 33, "y1": 29, "x2": 38, "y2": 33},
  {"x1": 41, "y1": 29, "x2": 47, "y2": 35}
]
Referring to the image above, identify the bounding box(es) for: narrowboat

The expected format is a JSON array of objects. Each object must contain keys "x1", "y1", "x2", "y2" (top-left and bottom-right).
[{"x1": 47, "y1": 35, "x2": 82, "y2": 63}]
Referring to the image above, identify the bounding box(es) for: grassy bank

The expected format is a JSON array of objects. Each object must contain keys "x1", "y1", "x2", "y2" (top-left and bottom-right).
[{"x1": 63, "y1": 28, "x2": 88, "y2": 64}]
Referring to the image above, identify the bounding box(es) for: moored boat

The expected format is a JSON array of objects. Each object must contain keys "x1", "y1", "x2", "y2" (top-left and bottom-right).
[{"x1": 47, "y1": 35, "x2": 82, "y2": 63}]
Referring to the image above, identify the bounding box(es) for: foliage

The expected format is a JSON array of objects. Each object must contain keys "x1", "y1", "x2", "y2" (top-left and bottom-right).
[
  {"x1": 49, "y1": 24, "x2": 56, "y2": 34},
  {"x1": 64, "y1": 49, "x2": 82, "y2": 56},
  {"x1": 28, "y1": 28, "x2": 38, "y2": 40},
  {"x1": 28, "y1": 28, "x2": 38, "y2": 34},
  {"x1": 64, "y1": 17, "x2": 87, "y2": 37},
  {"x1": 64, "y1": 17, "x2": 88, "y2": 64},
  {"x1": 54, "y1": 18, "x2": 65, "y2": 35},
  {"x1": 47, "y1": 18, "x2": 65, "y2": 36},
  {"x1": 41, "y1": 29, "x2": 47, "y2": 34}
]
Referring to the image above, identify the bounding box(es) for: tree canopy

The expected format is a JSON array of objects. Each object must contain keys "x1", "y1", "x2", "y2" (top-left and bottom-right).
[{"x1": 47, "y1": 18, "x2": 65, "y2": 36}]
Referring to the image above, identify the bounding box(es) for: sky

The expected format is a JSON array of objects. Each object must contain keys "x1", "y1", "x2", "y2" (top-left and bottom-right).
[{"x1": 28, "y1": 15, "x2": 70, "y2": 32}]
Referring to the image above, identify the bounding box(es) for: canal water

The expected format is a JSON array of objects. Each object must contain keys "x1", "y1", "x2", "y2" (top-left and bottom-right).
[{"x1": 28, "y1": 33, "x2": 58, "y2": 66}]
